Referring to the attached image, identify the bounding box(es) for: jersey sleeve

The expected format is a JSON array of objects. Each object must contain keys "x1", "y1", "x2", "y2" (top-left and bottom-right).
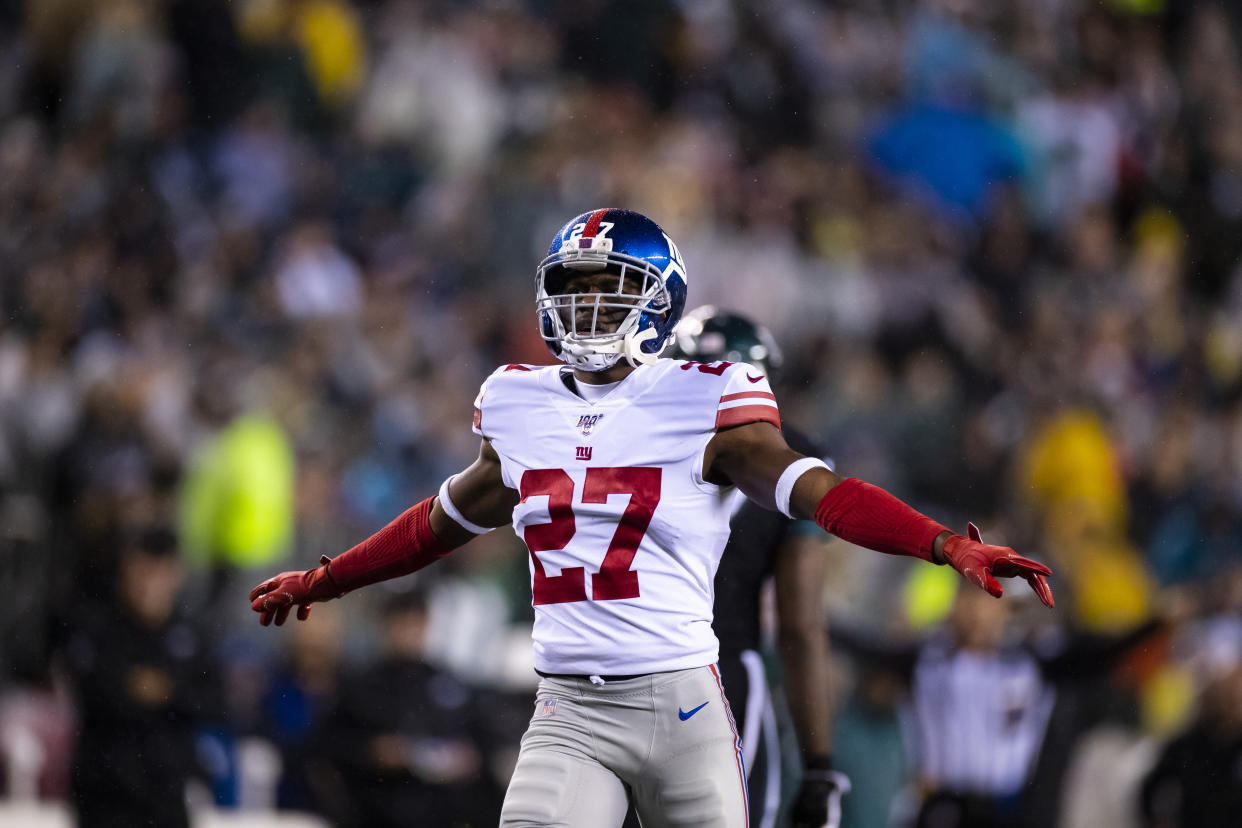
[
  {"x1": 473, "y1": 363, "x2": 537, "y2": 437},
  {"x1": 714, "y1": 363, "x2": 781, "y2": 431},
  {"x1": 472, "y1": 379, "x2": 489, "y2": 437}
]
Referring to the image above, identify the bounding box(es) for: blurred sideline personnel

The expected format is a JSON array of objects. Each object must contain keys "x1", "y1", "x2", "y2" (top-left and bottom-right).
[
  {"x1": 64, "y1": 527, "x2": 222, "y2": 828},
  {"x1": 312, "y1": 589, "x2": 497, "y2": 827},
  {"x1": 674, "y1": 307, "x2": 849, "y2": 828},
  {"x1": 833, "y1": 573, "x2": 1162, "y2": 828},
  {"x1": 1141, "y1": 661, "x2": 1242, "y2": 828},
  {"x1": 250, "y1": 208, "x2": 1054, "y2": 828}
]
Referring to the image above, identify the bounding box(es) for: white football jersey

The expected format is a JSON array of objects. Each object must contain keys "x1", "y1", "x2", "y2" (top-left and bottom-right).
[{"x1": 472, "y1": 358, "x2": 782, "y2": 675}]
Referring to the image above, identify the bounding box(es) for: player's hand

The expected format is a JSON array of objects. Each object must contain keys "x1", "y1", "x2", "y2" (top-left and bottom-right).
[
  {"x1": 941, "y1": 523, "x2": 1054, "y2": 607},
  {"x1": 790, "y1": 767, "x2": 851, "y2": 828},
  {"x1": 248, "y1": 556, "x2": 342, "y2": 626}
]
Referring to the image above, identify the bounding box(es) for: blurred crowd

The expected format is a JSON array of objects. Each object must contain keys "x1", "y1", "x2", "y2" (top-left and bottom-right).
[{"x1": 1, "y1": 0, "x2": 1242, "y2": 825}]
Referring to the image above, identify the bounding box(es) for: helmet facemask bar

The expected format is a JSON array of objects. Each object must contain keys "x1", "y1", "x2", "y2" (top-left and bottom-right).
[{"x1": 535, "y1": 250, "x2": 672, "y2": 369}]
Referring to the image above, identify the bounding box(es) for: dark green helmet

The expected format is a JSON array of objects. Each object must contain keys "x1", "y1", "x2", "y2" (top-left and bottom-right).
[{"x1": 672, "y1": 305, "x2": 784, "y2": 379}]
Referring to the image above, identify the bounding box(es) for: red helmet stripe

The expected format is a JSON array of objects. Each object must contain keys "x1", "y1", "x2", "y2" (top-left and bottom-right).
[{"x1": 581, "y1": 208, "x2": 611, "y2": 239}]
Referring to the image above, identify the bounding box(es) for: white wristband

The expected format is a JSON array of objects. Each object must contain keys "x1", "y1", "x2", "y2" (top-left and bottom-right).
[
  {"x1": 775, "y1": 457, "x2": 830, "y2": 519},
  {"x1": 437, "y1": 475, "x2": 495, "y2": 535}
]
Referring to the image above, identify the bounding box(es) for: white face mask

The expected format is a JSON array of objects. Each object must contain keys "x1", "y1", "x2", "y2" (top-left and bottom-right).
[{"x1": 536, "y1": 256, "x2": 670, "y2": 370}]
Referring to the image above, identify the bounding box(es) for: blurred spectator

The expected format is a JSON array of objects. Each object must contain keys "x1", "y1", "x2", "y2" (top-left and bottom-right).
[
  {"x1": 1019, "y1": 406, "x2": 1156, "y2": 632},
  {"x1": 312, "y1": 589, "x2": 497, "y2": 827},
  {"x1": 273, "y1": 220, "x2": 364, "y2": 320},
  {"x1": 831, "y1": 665, "x2": 907, "y2": 828},
  {"x1": 1140, "y1": 662, "x2": 1242, "y2": 828},
  {"x1": 867, "y1": 102, "x2": 1025, "y2": 223},
  {"x1": 61, "y1": 526, "x2": 223, "y2": 828},
  {"x1": 179, "y1": 409, "x2": 295, "y2": 609},
  {"x1": 257, "y1": 603, "x2": 344, "y2": 811}
]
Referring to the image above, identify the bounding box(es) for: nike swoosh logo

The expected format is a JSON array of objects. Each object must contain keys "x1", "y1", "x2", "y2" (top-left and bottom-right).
[
  {"x1": 678, "y1": 701, "x2": 709, "y2": 721},
  {"x1": 746, "y1": 373, "x2": 764, "y2": 383}
]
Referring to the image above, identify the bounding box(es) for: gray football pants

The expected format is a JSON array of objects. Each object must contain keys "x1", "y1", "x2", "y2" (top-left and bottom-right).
[{"x1": 500, "y1": 665, "x2": 749, "y2": 827}]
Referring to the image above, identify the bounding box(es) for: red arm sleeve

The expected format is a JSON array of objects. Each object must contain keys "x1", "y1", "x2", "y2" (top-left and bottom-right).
[
  {"x1": 813, "y1": 478, "x2": 947, "y2": 563},
  {"x1": 325, "y1": 497, "x2": 455, "y2": 591}
]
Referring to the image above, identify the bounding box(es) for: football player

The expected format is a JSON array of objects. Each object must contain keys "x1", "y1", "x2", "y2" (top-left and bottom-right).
[
  {"x1": 250, "y1": 208, "x2": 1054, "y2": 828},
  {"x1": 673, "y1": 307, "x2": 848, "y2": 828}
]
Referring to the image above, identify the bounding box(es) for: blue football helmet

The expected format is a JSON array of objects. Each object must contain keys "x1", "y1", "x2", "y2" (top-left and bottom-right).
[{"x1": 536, "y1": 208, "x2": 688, "y2": 371}]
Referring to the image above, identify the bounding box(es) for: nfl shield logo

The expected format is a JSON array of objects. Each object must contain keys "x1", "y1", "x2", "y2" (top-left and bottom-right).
[{"x1": 540, "y1": 697, "x2": 558, "y2": 717}]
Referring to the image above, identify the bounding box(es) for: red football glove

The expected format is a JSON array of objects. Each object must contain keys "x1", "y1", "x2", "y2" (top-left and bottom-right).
[
  {"x1": 249, "y1": 556, "x2": 344, "y2": 626},
  {"x1": 941, "y1": 523, "x2": 1055, "y2": 607}
]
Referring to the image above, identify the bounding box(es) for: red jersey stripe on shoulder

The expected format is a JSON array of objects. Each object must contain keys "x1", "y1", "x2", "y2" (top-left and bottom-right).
[
  {"x1": 581, "y1": 208, "x2": 611, "y2": 238},
  {"x1": 504, "y1": 363, "x2": 532, "y2": 372},
  {"x1": 719, "y1": 391, "x2": 777, "y2": 403},
  {"x1": 716, "y1": 406, "x2": 781, "y2": 430},
  {"x1": 472, "y1": 407, "x2": 482, "y2": 430}
]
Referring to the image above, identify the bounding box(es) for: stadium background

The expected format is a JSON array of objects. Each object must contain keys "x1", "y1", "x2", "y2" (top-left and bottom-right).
[{"x1": 1, "y1": 0, "x2": 1240, "y2": 825}]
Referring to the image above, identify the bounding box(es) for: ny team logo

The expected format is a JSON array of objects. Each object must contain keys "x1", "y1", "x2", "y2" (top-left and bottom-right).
[
  {"x1": 576, "y1": 413, "x2": 604, "y2": 435},
  {"x1": 576, "y1": 446, "x2": 593, "y2": 461},
  {"x1": 662, "y1": 232, "x2": 686, "y2": 282}
]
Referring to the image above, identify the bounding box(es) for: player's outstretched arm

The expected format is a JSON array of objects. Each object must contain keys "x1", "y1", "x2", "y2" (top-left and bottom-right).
[
  {"x1": 249, "y1": 439, "x2": 518, "y2": 626},
  {"x1": 706, "y1": 423, "x2": 1054, "y2": 607}
]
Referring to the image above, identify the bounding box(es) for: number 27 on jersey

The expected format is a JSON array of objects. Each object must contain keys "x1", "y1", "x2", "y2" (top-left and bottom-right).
[{"x1": 519, "y1": 467, "x2": 661, "y2": 605}]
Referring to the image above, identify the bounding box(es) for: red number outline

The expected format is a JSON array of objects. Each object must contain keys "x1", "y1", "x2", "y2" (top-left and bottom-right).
[
  {"x1": 679, "y1": 360, "x2": 734, "y2": 376},
  {"x1": 519, "y1": 467, "x2": 662, "y2": 605}
]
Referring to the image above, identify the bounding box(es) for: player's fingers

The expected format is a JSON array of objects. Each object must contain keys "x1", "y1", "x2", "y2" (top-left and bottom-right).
[
  {"x1": 297, "y1": 604, "x2": 312, "y2": 621},
  {"x1": 980, "y1": 569, "x2": 1004, "y2": 599},
  {"x1": 249, "y1": 580, "x2": 277, "y2": 602},
  {"x1": 962, "y1": 566, "x2": 1001, "y2": 598},
  {"x1": 253, "y1": 589, "x2": 285, "y2": 614},
  {"x1": 1005, "y1": 554, "x2": 1053, "y2": 577},
  {"x1": 1028, "y1": 572, "x2": 1055, "y2": 608},
  {"x1": 273, "y1": 603, "x2": 292, "y2": 626},
  {"x1": 259, "y1": 607, "x2": 273, "y2": 626}
]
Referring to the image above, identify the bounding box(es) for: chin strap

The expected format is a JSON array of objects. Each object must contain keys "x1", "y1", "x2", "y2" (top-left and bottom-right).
[
  {"x1": 622, "y1": 327, "x2": 661, "y2": 367},
  {"x1": 560, "y1": 342, "x2": 623, "y2": 370},
  {"x1": 557, "y1": 324, "x2": 661, "y2": 370}
]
